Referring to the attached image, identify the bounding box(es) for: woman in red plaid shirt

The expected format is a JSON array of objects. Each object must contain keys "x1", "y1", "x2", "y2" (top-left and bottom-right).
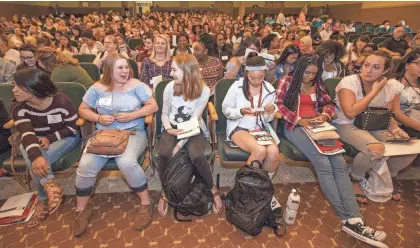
[{"x1": 275, "y1": 55, "x2": 388, "y2": 247}]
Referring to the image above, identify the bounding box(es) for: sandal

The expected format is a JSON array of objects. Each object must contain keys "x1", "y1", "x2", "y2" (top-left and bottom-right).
[
  {"x1": 27, "y1": 200, "x2": 49, "y2": 228},
  {"x1": 42, "y1": 179, "x2": 64, "y2": 214},
  {"x1": 158, "y1": 193, "x2": 169, "y2": 217},
  {"x1": 212, "y1": 189, "x2": 223, "y2": 215},
  {"x1": 350, "y1": 177, "x2": 368, "y2": 205}
]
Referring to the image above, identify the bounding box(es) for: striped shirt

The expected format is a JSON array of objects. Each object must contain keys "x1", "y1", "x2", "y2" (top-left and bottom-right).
[
  {"x1": 199, "y1": 56, "x2": 224, "y2": 90},
  {"x1": 11, "y1": 92, "x2": 79, "y2": 162}
]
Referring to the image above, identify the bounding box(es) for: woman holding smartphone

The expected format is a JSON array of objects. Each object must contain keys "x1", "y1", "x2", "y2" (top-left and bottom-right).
[{"x1": 276, "y1": 55, "x2": 388, "y2": 248}]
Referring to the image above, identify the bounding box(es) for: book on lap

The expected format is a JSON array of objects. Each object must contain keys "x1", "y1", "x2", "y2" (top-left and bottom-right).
[{"x1": 177, "y1": 117, "x2": 200, "y2": 139}]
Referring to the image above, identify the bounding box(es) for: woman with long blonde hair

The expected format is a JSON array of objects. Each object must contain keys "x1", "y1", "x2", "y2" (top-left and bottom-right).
[
  {"x1": 139, "y1": 34, "x2": 173, "y2": 87},
  {"x1": 74, "y1": 52, "x2": 158, "y2": 237},
  {"x1": 35, "y1": 46, "x2": 93, "y2": 87},
  {"x1": 154, "y1": 53, "x2": 223, "y2": 217}
]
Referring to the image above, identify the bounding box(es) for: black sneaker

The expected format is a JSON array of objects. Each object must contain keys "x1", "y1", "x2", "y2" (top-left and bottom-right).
[
  {"x1": 342, "y1": 221, "x2": 388, "y2": 248},
  {"x1": 271, "y1": 196, "x2": 283, "y2": 217}
]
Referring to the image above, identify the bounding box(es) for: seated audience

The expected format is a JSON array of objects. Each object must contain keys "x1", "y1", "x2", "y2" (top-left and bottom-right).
[
  {"x1": 0, "y1": 55, "x2": 16, "y2": 83},
  {"x1": 36, "y1": 46, "x2": 93, "y2": 87},
  {"x1": 140, "y1": 34, "x2": 173, "y2": 87},
  {"x1": 154, "y1": 53, "x2": 222, "y2": 217},
  {"x1": 58, "y1": 34, "x2": 78, "y2": 56},
  {"x1": 0, "y1": 99, "x2": 11, "y2": 162},
  {"x1": 346, "y1": 35, "x2": 373, "y2": 74},
  {"x1": 391, "y1": 49, "x2": 420, "y2": 137},
  {"x1": 0, "y1": 34, "x2": 20, "y2": 66},
  {"x1": 333, "y1": 51, "x2": 416, "y2": 203},
  {"x1": 17, "y1": 44, "x2": 38, "y2": 72},
  {"x1": 11, "y1": 68, "x2": 80, "y2": 227},
  {"x1": 261, "y1": 33, "x2": 281, "y2": 57},
  {"x1": 320, "y1": 23, "x2": 332, "y2": 41},
  {"x1": 274, "y1": 44, "x2": 301, "y2": 80},
  {"x1": 222, "y1": 56, "x2": 282, "y2": 216},
  {"x1": 280, "y1": 30, "x2": 295, "y2": 50},
  {"x1": 193, "y1": 34, "x2": 224, "y2": 94},
  {"x1": 316, "y1": 40, "x2": 346, "y2": 80},
  {"x1": 215, "y1": 32, "x2": 233, "y2": 66},
  {"x1": 409, "y1": 32, "x2": 420, "y2": 51},
  {"x1": 299, "y1": 36, "x2": 314, "y2": 55},
  {"x1": 136, "y1": 34, "x2": 153, "y2": 75},
  {"x1": 171, "y1": 32, "x2": 193, "y2": 56},
  {"x1": 276, "y1": 54, "x2": 387, "y2": 246},
  {"x1": 380, "y1": 27, "x2": 409, "y2": 58},
  {"x1": 93, "y1": 35, "x2": 129, "y2": 72},
  {"x1": 79, "y1": 31, "x2": 105, "y2": 55}
]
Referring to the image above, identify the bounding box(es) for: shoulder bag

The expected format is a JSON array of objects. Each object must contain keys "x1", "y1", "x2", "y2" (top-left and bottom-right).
[
  {"x1": 86, "y1": 129, "x2": 135, "y2": 155},
  {"x1": 354, "y1": 75, "x2": 394, "y2": 131}
]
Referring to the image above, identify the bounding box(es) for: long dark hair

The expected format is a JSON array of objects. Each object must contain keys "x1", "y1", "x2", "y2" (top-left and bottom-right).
[
  {"x1": 13, "y1": 68, "x2": 58, "y2": 98},
  {"x1": 283, "y1": 55, "x2": 330, "y2": 112},
  {"x1": 198, "y1": 33, "x2": 217, "y2": 57},
  {"x1": 276, "y1": 44, "x2": 301, "y2": 65},
  {"x1": 242, "y1": 56, "x2": 266, "y2": 102},
  {"x1": 395, "y1": 49, "x2": 420, "y2": 84}
]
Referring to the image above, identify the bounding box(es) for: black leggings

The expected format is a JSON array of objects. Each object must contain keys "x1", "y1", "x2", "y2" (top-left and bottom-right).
[{"x1": 154, "y1": 131, "x2": 213, "y2": 189}]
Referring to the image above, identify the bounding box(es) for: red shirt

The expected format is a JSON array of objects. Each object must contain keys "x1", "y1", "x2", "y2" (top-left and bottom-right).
[{"x1": 299, "y1": 93, "x2": 318, "y2": 118}]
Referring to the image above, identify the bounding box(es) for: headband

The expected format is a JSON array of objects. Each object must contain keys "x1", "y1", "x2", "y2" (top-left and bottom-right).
[{"x1": 245, "y1": 65, "x2": 267, "y2": 71}]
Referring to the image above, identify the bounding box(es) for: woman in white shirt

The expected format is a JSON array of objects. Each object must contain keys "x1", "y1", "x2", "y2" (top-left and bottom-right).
[
  {"x1": 79, "y1": 31, "x2": 105, "y2": 55},
  {"x1": 154, "y1": 53, "x2": 223, "y2": 217},
  {"x1": 222, "y1": 56, "x2": 282, "y2": 216},
  {"x1": 334, "y1": 51, "x2": 416, "y2": 203},
  {"x1": 391, "y1": 49, "x2": 420, "y2": 137}
]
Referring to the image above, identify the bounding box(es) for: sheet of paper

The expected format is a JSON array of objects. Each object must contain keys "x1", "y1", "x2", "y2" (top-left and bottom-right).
[
  {"x1": 172, "y1": 35, "x2": 177, "y2": 47},
  {"x1": 384, "y1": 139, "x2": 420, "y2": 156},
  {"x1": 151, "y1": 75, "x2": 163, "y2": 91},
  {"x1": 0, "y1": 192, "x2": 33, "y2": 218}
]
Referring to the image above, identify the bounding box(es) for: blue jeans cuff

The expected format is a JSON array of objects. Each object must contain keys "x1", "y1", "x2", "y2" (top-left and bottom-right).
[
  {"x1": 75, "y1": 186, "x2": 94, "y2": 197},
  {"x1": 131, "y1": 182, "x2": 148, "y2": 193}
]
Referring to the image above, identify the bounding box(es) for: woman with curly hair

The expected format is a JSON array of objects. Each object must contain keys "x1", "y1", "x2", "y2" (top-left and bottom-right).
[
  {"x1": 316, "y1": 40, "x2": 346, "y2": 80},
  {"x1": 36, "y1": 46, "x2": 93, "y2": 87}
]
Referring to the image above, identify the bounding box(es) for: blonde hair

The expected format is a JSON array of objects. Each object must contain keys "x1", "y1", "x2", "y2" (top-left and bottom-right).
[
  {"x1": 173, "y1": 53, "x2": 204, "y2": 101},
  {"x1": 8, "y1": 34, "x2": 22, "y2": 49},
  {"x1": 300, "y1": 36, "x2": 312, "y2": 46},
  {"x1": 35, "y1": 46, "x2": 79, "y2": 72},
  {"x1": 150, "y1": 34, "x2": 171, "y2": 61},
  {"x1": 100, "y1": 52, "x2": 133, "y2": 91},
  {"x1": 104, "y1": 35, "x2": 119, "y2": 51},
  {"x1": 24, "y1": 36, "x2": 37, "y2": 46}
]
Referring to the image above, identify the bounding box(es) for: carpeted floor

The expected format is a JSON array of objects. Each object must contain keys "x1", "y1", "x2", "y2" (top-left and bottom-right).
[{"x1": 1, "y1": 180, "x2": 419, "y2": 248}]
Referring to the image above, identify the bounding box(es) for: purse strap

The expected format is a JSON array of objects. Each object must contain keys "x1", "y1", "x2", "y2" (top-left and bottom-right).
[{"x1": 357, "y1": 74, "x2": 367, "y2": 97}]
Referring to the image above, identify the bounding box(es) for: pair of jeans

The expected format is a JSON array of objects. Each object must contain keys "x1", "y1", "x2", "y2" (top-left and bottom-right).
[
  {"x1": 21, "y1": 134, "x2": 81, "y2": 200},
  {"x1": 284, "y1": 127, "x2": 360, "y2": 220},
  {"x1": 153, "y1": 132, "x2": 213, "y2": 189},
  {"x1": 335, "y1": 124, "x2": 416, "y2": 179},
  {"x1": 75, "y1": 131, "x2": 148, "y2": 196}
]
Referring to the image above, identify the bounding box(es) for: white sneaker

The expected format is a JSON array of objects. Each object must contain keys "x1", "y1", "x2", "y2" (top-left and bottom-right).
[{"x1": 342, "y1": 221, "x2": 388, "y2": 248}]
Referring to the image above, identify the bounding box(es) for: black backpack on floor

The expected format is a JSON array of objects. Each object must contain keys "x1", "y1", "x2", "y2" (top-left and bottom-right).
[
  {"x1": 162, "y1": 150, "x2": 213, "y2": 221},
  {"x1": 224, "y1": 161, "x2": 286, "y2": 237}
]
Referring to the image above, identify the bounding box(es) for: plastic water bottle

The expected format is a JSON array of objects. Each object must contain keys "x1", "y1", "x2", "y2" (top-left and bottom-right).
[{"x1": 283, "y1": 189, "x2": 300, "y2": 225}]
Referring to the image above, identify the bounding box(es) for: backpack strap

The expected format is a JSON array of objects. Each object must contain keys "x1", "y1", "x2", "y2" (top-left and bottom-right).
[{"x1": 266, "y1": 213, "x2": 287, "y2": 237}]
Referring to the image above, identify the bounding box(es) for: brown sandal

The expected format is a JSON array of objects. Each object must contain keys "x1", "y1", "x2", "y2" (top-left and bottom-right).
[
  {"x1": 43, "y1": 179, "x2": 64, "y2": 214},
  {"x1": 27, "y1": 200, "x2": 49, "y2": 228}
]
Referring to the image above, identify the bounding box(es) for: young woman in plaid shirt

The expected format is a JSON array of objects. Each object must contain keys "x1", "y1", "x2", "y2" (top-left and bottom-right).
[{"x1": 275, "y1": 55, "x2": 388, "y2": 247}]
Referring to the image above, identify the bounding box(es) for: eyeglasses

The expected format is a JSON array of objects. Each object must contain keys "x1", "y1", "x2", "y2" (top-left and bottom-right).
[
  {"x1": 409, "y1": 61, "x2": 420, "y2": 66},
  {"x1": 20, "y1": 56, "x2": 35, "y2": 61}
]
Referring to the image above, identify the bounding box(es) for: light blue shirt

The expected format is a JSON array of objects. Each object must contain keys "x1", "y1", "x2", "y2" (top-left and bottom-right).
[{"x1": 83, "y1": 83, "x2": 152, "y2": 133}]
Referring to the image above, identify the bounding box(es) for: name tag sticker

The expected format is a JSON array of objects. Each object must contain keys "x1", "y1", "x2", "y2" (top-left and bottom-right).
[
  {"x1": 222, "y1": 56, "x2": 228, "y2": 61},
  {"x1": 47, "y1": 114, "x2": 62, "y2": 124},
  {"x1": 310, "y1": 94, "x2": 317, "y2": 102},
  {"x1": 98, "y1": 96, "x2": 112, "y2": 106}
]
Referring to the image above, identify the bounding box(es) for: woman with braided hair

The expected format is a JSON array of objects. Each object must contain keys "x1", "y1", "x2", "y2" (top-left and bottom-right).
[{"x1": 275, "y1": 54, "x2": 388, "y2": 248}]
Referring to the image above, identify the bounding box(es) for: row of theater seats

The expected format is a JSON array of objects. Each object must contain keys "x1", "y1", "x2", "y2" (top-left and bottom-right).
[{"x1": 0, "y1": 78, "x2": 349, "y2": 190}]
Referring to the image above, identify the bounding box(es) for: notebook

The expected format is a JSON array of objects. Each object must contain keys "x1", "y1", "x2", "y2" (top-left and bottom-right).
[{"x1": 177, "y1": 117, "x2": 200, "y2": 139}]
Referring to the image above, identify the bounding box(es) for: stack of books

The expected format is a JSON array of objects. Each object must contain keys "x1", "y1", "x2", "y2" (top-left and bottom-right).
[
  {"x1": 0, "y1": 192, "x2": 36, "y2": 226},
  {"x1": 302, "y1": 122, "x2": 345, "y2": 156}
]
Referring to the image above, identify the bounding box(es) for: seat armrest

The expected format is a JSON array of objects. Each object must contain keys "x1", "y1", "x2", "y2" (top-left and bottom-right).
[
  {"x1": 145, "y1": 114, "x2": 153, "y2": 124},
  {"x1": 208, "y1": 102, "x2": 218, "y2": 121},
  {"x1": 274, "y1": 112, "x2": 283, "y2": 119},
  {"x1": 3, "y1": 119, "x2": 15, "y2": 129},
  {"x1": 76, "y1": 117, "x2": 87, "y2": 126}
]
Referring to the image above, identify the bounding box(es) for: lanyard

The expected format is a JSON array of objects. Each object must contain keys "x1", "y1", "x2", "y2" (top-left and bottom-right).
[{"x1": 249, "y1": 85, "x2": 263, "y2": 109}]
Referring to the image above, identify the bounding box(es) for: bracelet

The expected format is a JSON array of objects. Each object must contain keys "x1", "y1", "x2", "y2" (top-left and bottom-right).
[{"x1": 97, "y1": 114, "x2": 101, "y2": 123}]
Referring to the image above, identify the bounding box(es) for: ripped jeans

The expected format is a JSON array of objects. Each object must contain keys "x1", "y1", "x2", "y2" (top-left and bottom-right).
[{"x1": 335, "y1": 124, "x2": 416, "y2": 180}]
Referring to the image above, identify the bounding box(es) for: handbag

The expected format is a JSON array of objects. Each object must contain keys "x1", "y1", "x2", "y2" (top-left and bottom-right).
[
  {"x1": 86, "y1": 129, "x2": 135, "y2": 155},
  {"x1": 354, "y1": 75, "x2": 394, "y2": 131}
]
